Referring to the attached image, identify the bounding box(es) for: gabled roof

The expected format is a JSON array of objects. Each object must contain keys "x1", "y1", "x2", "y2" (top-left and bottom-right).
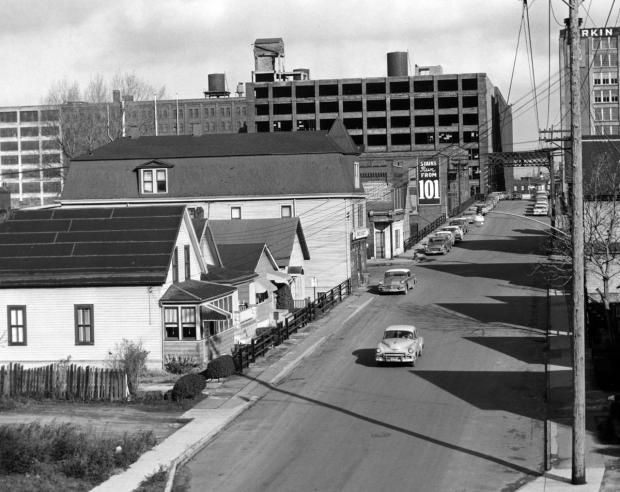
[
  {"x1": 217, "y1": 243, "x2": 270, "y2": 272},
  {"x1": 0, "y1": 205, "x2": 186, "y2": 287},
  {"x1": 207, "y1": 218, "x2": 310, "y2": 266},
  {"x1": 160, "y1": 279, "x2": 235, "y2": 304},
  {"x1": 60, "y1": 124, "x2": 363, "y2": 202}
]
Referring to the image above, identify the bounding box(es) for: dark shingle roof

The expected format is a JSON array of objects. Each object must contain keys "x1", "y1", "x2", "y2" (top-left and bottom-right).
[
  {"x1": 217, "y1": 243, "x2": 267, "y2": 272},
  {"x1": 160, "y1": 279, "x2": 235, "y2": 303},
  {"x1": 73, "y1": 130, "x2": 357, "y2": 161},
  {"x1": 207, "y1": 218, "x2": 310, "y2": 266},
  {"x1": 0, "y1": 205, "x2": 185, "y2": 287},
  {"x1": 60, "y1": 123, "x2": 363, "y2": 201}
]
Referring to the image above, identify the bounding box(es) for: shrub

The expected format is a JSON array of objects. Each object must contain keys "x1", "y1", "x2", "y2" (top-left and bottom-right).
[
  {"x1": 108, "y1": 339, "x2": 150, "y2": 397},
  {"x1": 164, "y1": 355, "x2": 201, "y2": 375},
  {"x1": 171, "y1": 373, "x2": 206, "y2": 400},
  {"x1": 201, "y1": 355, "x2": 236, "y2": 380}
]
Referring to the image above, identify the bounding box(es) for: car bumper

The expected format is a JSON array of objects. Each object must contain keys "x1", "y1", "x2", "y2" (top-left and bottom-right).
[
  {"x1": 376, "y1": 354, "x2": 414, "y2": 363},
  {"x1": 379, "y1": 286, "x2": 406, "y2": 293},
  {"x1": 425, "y1": 249, "x2": 445, "y2": 255}
]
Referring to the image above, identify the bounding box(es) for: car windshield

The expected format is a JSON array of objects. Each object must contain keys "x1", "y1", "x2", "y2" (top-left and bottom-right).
[
  {"x1": 384, "y1": 330, "x2": 414, "y2": 339},
  {"x1": 429, "y1": 238, "x2": 444, "y2": 244}
]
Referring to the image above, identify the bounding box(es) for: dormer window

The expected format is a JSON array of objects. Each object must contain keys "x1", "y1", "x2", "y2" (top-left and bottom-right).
[
  {"x1": 134, "y1": 159, "x2": 174, "y2": 195},
  {"x1": 141, "y1": 169, "x2": 167, "y2": 194}
]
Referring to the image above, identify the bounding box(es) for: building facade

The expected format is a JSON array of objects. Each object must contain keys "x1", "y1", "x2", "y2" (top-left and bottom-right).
[
  {"x1": 560, "y1": 26, "x2": 620, "y2": 138},
  {"x1": 244, "y1": 50, "x2": 512, "y2": 238}
]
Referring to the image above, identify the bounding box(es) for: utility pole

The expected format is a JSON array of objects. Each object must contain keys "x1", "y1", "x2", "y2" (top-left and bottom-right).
[{"x1": 568, "y1": 0, "x2": 586, "y2": 484}]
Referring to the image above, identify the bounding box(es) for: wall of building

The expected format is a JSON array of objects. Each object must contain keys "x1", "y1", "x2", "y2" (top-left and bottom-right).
[{"x1": 0, "y1": 285, "x2": 164, "y2": 369}]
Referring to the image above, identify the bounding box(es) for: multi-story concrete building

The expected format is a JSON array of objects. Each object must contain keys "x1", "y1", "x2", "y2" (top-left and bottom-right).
[
  {"x1": 0, "y1": 106, "x2": 64, "y2": 208},
  {"x1": 560, "y1": 26, "x2": 620, "y2": 137},
  {"x1": 0, "y1": 83, "x2": 249, "y2": 208},
  {"x1": 245, "y1": 49, "x2": 512, "y2": 242}
]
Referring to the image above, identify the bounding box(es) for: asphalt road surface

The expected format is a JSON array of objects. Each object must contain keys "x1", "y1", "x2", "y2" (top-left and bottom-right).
[{"x1": 183, "y1": 200, "x2": 551, "y2": 492}]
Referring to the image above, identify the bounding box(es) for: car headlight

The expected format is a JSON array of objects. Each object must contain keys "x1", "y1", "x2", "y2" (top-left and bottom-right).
[
  {"x1": 408, "y1": 347, "x2": 414, "y2": 354},
  {"x1": 376, "y1": 347, "x2": 383, "y2": 354}
]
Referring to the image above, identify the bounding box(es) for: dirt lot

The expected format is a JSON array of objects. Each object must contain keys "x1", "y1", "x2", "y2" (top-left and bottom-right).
[{"x1": 0, "y1": 399, "x2": 190, "y2": 442}]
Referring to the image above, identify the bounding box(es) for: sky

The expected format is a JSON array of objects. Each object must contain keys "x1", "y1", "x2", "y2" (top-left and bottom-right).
[{"x1": 1, "y1": 0, "x2": 618, "y2": 150}]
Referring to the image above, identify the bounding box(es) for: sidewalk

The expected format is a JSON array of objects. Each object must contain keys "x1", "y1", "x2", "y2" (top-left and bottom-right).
[
  {"x1": 92, "y1": 290, "x2": 374, "y2": 492},
  {"x1": 518, "y1": 293, "x2": 620, "y2": 491}
]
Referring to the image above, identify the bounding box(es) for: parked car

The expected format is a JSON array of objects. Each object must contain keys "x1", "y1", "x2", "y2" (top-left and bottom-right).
[
  {"x1": 425, "y1": 234, "x2": 452, "y2": 255},
  {"x1": 532, "y1": 204, "x2": 548, "y2": 216},
  {"x1": 376, "y1": 324, "x2": 424, "y2": 367},
  {"x1": 378, "y1": 268, "x2": 417, "y2": 294},
  {"x1": 474, "y1": 202, "x2": 488, "y2": 215},
  {"x1": 449, "y1": 218, "x2": 469, "y2": 234},
  {"x1": 462, "y1": 210, "x2": 477, "y2": 223},
  {"x1": 439, "y1": 225, "x2": 464, "y2": 241},
  {"x1": 433, "y1": 229, "x2": 456, "y2": 246}
]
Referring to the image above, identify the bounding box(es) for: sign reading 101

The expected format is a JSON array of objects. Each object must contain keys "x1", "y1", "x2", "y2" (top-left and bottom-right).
[{"x1": 418, "y1": 160, "x2": 440, "y2": 204}]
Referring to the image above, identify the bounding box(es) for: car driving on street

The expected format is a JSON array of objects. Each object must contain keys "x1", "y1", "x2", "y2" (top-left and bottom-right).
[
  {"x1": 378, "y1": 268, "x2": 416, "y2": 294},
  {"x1": 376, "y1": 324, "x2": 424, "y2": 367}
]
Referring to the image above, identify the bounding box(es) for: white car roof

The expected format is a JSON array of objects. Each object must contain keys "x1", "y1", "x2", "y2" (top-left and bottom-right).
[
  {"x1": 385, "y1": 268, "x2": 410, "y2": 274},
  {"x1": 442, "y1": 225, "x2": 460, "y2": 230},
  {"x1": 384, "y1": 324, "x2": 416, "y2": 333}
]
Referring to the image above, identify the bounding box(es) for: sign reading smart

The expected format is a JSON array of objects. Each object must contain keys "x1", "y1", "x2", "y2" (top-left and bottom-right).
[{"x1": 418, "y1": 159, "x2": 440, "y2": 204}]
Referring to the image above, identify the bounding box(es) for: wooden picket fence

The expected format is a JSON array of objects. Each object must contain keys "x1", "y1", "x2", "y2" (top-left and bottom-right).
[{"x1": 0, "y1": 363, "x2": 128, "y2": 401}]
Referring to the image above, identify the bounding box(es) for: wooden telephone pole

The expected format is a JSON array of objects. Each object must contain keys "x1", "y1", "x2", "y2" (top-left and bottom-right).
[{"x1": 568, "y1": 0, "x2": 586, "y2": 484}]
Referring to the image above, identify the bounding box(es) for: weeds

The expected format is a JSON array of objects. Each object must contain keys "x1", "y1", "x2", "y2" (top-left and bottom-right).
[{"x1": 0, "y1": 422, "x2": 156, "y2": 486}]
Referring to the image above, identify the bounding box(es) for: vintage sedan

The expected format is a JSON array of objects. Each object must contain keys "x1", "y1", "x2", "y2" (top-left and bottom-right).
[
  {"x1": 376, "y1": 324, "x2": 424, "y2": 366},
  {"x1": 449, "y1": 218, "x2": 469, "y2": 234},
  {"x1": 425, "y1": 234, "x2": 451, "y2": 255},
  {"x1": 439, "y1": 225, "x2": 464, "y2": 241},
  {"x1": 378, "y1": 268, "x2": 416, "y2": 294}
]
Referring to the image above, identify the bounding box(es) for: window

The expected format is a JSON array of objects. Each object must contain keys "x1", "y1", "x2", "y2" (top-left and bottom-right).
[
  {"x1": 172, "y1": 247, "x2": 179, "y2": 282},
  {"x1": 7, "y1": 306, "x2": 26, "y2": 345},
  {"x1": 164, "y1": 307, "x2": 179, "y2": 339},
  {"x1": 394, "y1": 229, "x2": 401, "y2": 248},
  {"x1": 0, "y1": 128, "x2": 17, "y2": 138},
  {"x1": 594, "y1": 53, "x2": 618, "y2": 68},
  {"x1": 356, "y1": 202, "x2": 364, "y2": 228},
  {"x1": 141, "y1": 169, "x2": 167, "y2": 194},
  {"x1": 231, "y1": 206, "x2": 241, "y2": 219},
  {"x1": 184, "y1": 244, "x2": 191, "y2": 280},
  {"x1": 21, "y1": 141, "x2": 39, "y2": 151},
  {"x1": 281, "y1": 205, "x2": 292, "y2": 218},
  {"x1": 594, "y1": 107, "x2": 619, "y2": 121},
  {"x1": 354, "y1": 161, "x2": 360, "y2": 188},
  {"x1": 181, "y1": 307, "x2": 196, "y2": 339},
  {"x1": 75, "y1": 305, "x2": 94, "y2": 344}
]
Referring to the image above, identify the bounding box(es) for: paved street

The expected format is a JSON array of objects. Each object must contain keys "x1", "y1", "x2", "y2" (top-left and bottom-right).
[{"x1": 182, "y1": 200, "x2": 552, "y2": 492}]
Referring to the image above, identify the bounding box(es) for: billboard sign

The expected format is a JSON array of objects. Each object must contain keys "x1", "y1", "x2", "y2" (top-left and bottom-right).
[{"x1": 418, "y1": 159, "x2": 440, "y2": 205}]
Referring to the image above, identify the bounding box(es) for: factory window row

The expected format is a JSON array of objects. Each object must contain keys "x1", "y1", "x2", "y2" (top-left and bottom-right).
[
  {"x1": 254, "y1": 96, "x2": 478, "y2": 117},
  {"x1": 594, "y1": 89, "x2": 619, "y2": 102},
  {"x1": 0, "y1": 110, "x2": 60, "y2": 124},
  {"x1": 592, "y1": 37, "x2": 618, "y2": 50},
  {"x1": 593, "y1": 72, "x2": 619, "y2": 85},
  {"x1": 0, "y1": 153, "x2": 61, "y2": 165},
  {"x1": 254, "y1": 78, "x2": 479, "y2": 100}
]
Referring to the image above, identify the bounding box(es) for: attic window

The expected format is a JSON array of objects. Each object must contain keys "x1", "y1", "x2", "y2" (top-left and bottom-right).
[{"x1": 141, "y1": 169, "x2": 168, "y2": 194}]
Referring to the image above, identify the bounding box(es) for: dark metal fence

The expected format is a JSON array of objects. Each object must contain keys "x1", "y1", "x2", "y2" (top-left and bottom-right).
[{"x1": 233, "y1": 278, "x2": 352, "y2": 372}]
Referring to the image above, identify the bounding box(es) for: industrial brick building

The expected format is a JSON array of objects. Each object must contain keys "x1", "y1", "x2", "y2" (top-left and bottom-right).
[{"x1": 244, "y1": 47, "x2": 513, "y2": 251}]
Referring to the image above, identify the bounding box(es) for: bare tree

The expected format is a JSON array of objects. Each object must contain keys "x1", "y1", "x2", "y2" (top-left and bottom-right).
[
  {"x1": 542, "y1": 152, "x2": 620, "y2": 343},
  {"x1": 43, "y1": 73, "x2": 165, "y2": 169},
  {"x1": 110, "y1": 71, "x2": 166, "y2": 101}
]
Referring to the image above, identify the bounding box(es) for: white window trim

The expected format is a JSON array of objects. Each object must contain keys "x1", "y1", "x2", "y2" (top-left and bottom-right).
[
  {"x1": 230, "y1": 206, "x2": 242, "y2": 220},
  {"x1": 140, "y1": 168, "x2": 168, "y2": 194},
  {"x1": 281, "y1": 204, "x2": 293, "y2": 218}
]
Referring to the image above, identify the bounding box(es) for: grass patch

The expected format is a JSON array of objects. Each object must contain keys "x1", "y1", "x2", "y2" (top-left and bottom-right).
[{"x1": 0, "y1": 422, "x2": 157, "y2": 491}]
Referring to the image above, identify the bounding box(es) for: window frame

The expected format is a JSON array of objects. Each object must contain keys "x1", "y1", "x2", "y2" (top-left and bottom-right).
[
  {"x1": 7, "y1": 305, "x2": 27, "y2": 346},
  {"x1": 184, "y1": 244, "x2": 191, "y2": 280},
  {"x1": 281, "y1": 205, "x2": 292, "y2": 218},
  {"x1": 230, "y1": 206, "x2": 242, "y2": 220},
  {"x1": 140, "y1": 168, "x2": 168, "y2": 194},
  {"x1": 181, "y1": 307, "x2": 197, "y2": 339},
  {"x1": 164, "y1": 307, "x2": 179, "y2": 340},
  {"x1": 172, "y1": 246, "x2": 179, "y2": 282},
  {"x1": 74, "y1": 304, "x2": 94, "y2": 345}
]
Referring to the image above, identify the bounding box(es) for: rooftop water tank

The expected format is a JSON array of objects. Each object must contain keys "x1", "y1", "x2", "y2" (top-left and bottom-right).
[
  {"x1": 387, "y1": 52, "x2": 408, "y2": 77},
  {"x1": 208, "y1": 73, "x2": 226, "y2": 93}
]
